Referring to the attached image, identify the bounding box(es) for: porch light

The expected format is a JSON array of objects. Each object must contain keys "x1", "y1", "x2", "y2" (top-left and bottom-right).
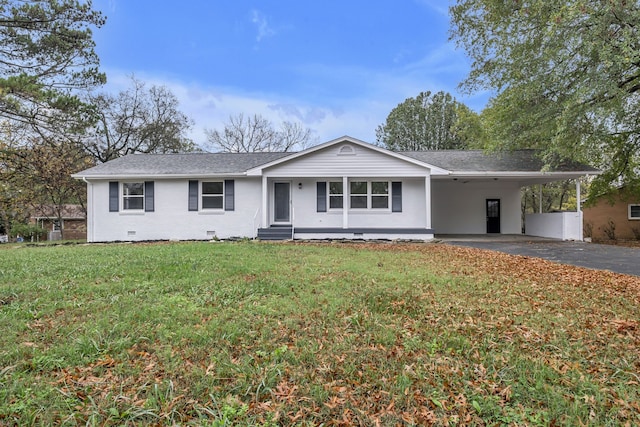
[{"x1": 298, "y1": 182, "x2": 303, "y2": 189}]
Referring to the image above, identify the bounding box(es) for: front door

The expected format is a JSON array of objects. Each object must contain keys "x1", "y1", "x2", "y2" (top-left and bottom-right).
[
  {"x1": 486, "y1": 199, "x2": 500, "y2": 233},
  {"x1": 274, "y1": 182, "x2": 290, "y2": 223}
]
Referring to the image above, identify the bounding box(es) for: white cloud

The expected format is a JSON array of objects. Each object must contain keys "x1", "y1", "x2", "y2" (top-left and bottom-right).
[
  {"x1": 101, "y1": 69, "x2": 392, "y2": 149},
  {"x1": 99, "y1": 36, "x2": 490, "y2": 152},
  {"x1": 250, "y1": 9, "x2": 275, "y2": 42}
]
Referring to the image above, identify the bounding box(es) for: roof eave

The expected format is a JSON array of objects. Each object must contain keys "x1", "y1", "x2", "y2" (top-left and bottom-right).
[
  {"x1": 73, "y1": 173, "x2": 249, "y2": 180},
  {"x1": 444, "y1": 170, "x2": 600, "y2": 178}
]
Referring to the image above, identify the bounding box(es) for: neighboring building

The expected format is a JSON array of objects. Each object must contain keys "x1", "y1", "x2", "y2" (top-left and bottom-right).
[
  {"x1": 31, "y1": 204, "x2": 87, "y2": 241},
  {"x1": 72, "y1": 136, "x2": 598, "y2": 242},
  {"x1": 583, "y1": 186, "x2": 640, "y2": 241}
]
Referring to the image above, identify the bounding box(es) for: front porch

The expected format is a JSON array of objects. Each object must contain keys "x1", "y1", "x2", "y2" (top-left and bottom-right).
[
  {"x1": 255, "y1": 175, "x2": 436, "y2": 241},
  {"x1": 257, "y1": 225, "x2": 435, "y2": 241}
]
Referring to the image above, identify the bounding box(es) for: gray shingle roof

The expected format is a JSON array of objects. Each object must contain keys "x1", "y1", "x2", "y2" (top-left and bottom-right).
[
  {"x1": 75, "y1": 152, "x2": 291, "y2": 177},
  {"x1": 74, "y1": 148, "x2": 599, "y2": 178}
]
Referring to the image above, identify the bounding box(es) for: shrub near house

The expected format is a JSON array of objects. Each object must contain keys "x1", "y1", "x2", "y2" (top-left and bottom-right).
[{"x1": 583, "y1": 186, "x2": 640, "y2": 241}]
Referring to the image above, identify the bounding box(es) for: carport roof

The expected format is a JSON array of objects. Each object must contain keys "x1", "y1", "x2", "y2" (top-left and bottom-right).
[{"x1": 402, "y1": 149, "x2": 599, "y2": 173}]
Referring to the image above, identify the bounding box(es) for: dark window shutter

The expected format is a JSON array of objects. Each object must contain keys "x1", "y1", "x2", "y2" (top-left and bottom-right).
[
  {"x1": 109, "y1": 182, "x2": 119, "y2": 212},
  {"x1": 317, "y1": 181, "x2": 327, "y2": 212},
  {"x1": 392, "y1": 181, "x2": 402, "y2": 212},
  {"x1": 224, "y1": 180, "x2": 235, "y2": 211},
  {"x1": 188, "y1": 180, "x2": 198, "y2": 211},
  {"x1": 144, "y1": 181, "x2": 155, "y2": 212}
]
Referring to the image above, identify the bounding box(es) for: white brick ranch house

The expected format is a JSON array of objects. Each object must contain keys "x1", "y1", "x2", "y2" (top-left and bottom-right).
[{"x1": 73, "y1": 136, "x2": 598, "y2": 242}]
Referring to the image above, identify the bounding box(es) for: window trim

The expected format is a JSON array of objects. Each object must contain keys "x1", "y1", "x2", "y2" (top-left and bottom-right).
[
  {"x1": 122, "y1": 182, "x2": 145, "y2": 211},
  {"x1": 629, "y1": 204, "x2": 640, "y2": 220},
  {"x1": 349, "y1": 180, "x2": 390, "y2": 210}
]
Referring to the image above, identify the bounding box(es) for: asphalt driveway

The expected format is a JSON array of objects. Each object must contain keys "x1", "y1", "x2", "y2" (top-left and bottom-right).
[{"x1": 446, "y1": 240, "x2": 640, "y2": 277}]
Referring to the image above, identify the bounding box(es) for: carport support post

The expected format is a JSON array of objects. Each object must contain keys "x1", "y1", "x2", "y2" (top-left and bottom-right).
[
  {"x1": 576, "y1": 179, "x2": 581, "y2": 213},
  {"x1": 576, "y1": 179, "x2": 583, "y2": 241},
  {"x1": 425, "y1": 173, "x2": 432, "y2": 229},
  {"x1": 538, "y1": 184, "x2": 543, "y2": 214}
]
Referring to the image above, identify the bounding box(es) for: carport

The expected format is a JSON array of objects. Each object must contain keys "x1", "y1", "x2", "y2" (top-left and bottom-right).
[{"x1": 407, "y1": 150, "x2": 600, "y2": 241}]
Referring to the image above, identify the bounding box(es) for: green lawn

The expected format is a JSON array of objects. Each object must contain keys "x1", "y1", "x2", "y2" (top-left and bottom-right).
[{"x1": 0, "y1": 241, "x2": 638, "y2": 426}]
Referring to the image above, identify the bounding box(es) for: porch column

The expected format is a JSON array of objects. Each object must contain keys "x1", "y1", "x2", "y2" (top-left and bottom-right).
[
  {"x1": 261, "y1": 175, "x2": 268, "y2": 227},
  {"x1": 576, "y1": 179, "x2": 583, "y2": 241},
  {"x1": 425, "y1": 173, "x2": 432, "y2": 229},
  {"x1": 342, "y1": 176, "x2": 349, "y2": 229},
  {"x1": 539, "y1": 184, "x2": 543, "y2": 213}
]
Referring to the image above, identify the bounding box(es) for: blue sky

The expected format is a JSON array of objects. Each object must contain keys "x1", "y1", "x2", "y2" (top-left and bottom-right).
[{"x1": 91, "y1": 0, "x2": 489, "y2": 148}]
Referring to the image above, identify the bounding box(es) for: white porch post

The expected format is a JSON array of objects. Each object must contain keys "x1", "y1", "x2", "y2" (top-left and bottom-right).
[
  {"x1": 425, "y1": 173, "x2": 432, "y2": 229},
  {"x1": 538, "y1": 184, "x2": 543, "y2": 214},
  {"x1": 342, "y1": 176, "x2": 349, "y2": 229},
  {"x1": 576, "y1": 179, "x2": 583, "y2": 241},
  {"x1": 261, "y1": 175, "x2": 268, "y2": 227}
]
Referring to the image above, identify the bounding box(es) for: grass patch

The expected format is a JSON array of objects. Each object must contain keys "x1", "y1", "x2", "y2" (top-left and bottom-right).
[{"x1": 0, "y1": 241, "x2": 639, "y2": 425}]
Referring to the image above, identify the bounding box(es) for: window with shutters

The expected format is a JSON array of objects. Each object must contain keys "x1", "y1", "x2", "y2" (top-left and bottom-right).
[
  {"x1": 190, "y1": 180, "x2": 234, "y2": 212},
  {"x1": 202, "y1": 181, "x2": 224, "y2": 210},
  {"x1": 122, "y1": 182, "x2": 144, "y2": 210}
]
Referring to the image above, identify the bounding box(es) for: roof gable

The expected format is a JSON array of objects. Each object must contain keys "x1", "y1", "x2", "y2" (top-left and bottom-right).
[{"x1": 246, "y1": 136, "x2": 450, "y2": 176}]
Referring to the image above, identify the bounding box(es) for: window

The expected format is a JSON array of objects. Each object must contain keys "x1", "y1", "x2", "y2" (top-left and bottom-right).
[
  {"x1": 350, "y1": 181, "x2": 368, "y2": 209},
  {"x1": 329, "y1": 182, "x2": 343, "y2": 209},
  {"x1": 371, "y1": 182, "x2": 389, "y2": 209},
  {"x1": 629, "y1": 204, "x2": 640, "y2": 219},
  {"x1": 350, "y1": 181, "x2": 389, "y2": 209},
  {"x1": 189, "y1": 180, "x2": 235, "y2": 212},
  {"x1": 110, "y1": 181, "x2": 154, "y2": 212},
  {"x1": 202, "y1": 181, "x2": 224, "y2": 209},
  {"x1": 123, "y1": 182, "x2": 144, "y2": 210}
]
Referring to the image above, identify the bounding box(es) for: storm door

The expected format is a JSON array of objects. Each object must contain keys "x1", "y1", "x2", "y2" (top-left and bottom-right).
[
  {"x1": 486, "y1": 199, "x2": 501, "y2": 233},
  {"x1": 274, "y1": 182, "x2": 291, "y2": 223}
]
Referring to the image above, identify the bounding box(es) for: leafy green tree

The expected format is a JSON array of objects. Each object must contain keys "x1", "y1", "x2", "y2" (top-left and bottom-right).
[
  {"x1": 0, "y1": 0, "x2": 106, "y2": 136},
  {"x1": 450, "y1": 0, "x2": 640, "y2": 195},
  {"x1": 0, "y1": 0, "x2": 105, "y2": 236},
  {"x1": 521, "y1": 181, "x2": 578, "y2": 214},
  {"x1": 83, "y1": 77, "x2": 196, "y2": 163},
  {"x1": 0, "y1": 136, "x2": 91, "y2": 239},
  {"x1": 376, "y1": 91, "x2": 480, "y2": 151}
]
